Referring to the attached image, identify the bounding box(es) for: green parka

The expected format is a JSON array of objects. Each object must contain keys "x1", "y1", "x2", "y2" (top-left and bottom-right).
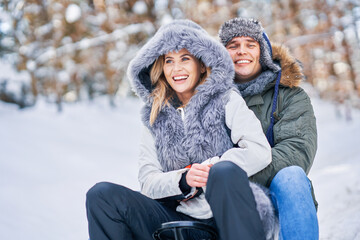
[{"x1": 246, "y1": 44, "x2": 317, "y2": 206}]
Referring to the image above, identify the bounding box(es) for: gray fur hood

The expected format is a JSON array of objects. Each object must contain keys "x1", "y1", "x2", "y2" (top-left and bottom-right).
[{"x1": 127, "y1": 19, "x2": 235, "y2": 105}]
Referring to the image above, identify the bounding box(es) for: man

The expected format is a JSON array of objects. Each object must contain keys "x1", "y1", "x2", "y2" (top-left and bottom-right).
[{"x1": 219, "y1": 18, "x2": 319, "y2": 239}]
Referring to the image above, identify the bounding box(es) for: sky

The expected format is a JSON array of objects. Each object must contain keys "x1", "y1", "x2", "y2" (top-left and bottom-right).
[{"x1": 1, "y1": 86, "x2": 360, "y2": 240}]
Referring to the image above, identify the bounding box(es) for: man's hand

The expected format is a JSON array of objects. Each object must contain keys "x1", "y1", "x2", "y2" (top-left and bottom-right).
[{"x1": 186, "y1": 163, "x2": 213, "y2": 187}]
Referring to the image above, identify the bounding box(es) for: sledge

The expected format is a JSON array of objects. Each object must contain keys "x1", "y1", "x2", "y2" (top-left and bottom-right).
[{"x1": 153, "y1": 220, "x2": 218, "y2": 240}]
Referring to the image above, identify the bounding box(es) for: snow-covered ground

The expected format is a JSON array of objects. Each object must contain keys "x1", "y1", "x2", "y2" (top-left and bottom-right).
[
  {"x1": 1, "y1": 93, "x2": 359, "y2": 240},
  {"x1": 308, "y1": 98, "x2": 360, "y2": 240}
]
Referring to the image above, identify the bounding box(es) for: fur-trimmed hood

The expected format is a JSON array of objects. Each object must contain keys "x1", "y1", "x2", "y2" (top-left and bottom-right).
[
  {"x1": 272, "y1": 43, "x2": 304, "y2": 88},
  {"x1": 127, "y1": 19, "x2": 235, "y2": 105},
  {"x1": 127, "y1": 20, "x2": 236, "y2": 172}
]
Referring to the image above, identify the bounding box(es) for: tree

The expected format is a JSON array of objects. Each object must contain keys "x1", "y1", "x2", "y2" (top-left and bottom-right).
[{"x1": 1, "y1": 0, "x2": 359, "y2": 109}]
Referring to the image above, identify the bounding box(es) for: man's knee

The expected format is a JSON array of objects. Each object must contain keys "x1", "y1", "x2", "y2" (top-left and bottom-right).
[
  {"x1": 269, "y1": 166, "x2": 313, "y2": 207},
  {"x1": 270, "y1": 166, "x2": 308, "y2": 189}
]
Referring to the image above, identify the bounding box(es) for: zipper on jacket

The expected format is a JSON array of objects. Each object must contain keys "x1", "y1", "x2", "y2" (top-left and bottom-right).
[{"x1": 177, "y1": 107, "x2": 185, "y2": 121}]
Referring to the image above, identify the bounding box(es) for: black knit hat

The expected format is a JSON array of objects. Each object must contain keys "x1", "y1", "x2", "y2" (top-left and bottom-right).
[{"x1": 219, "y1": 18, "x2": 280, "y2": 72}]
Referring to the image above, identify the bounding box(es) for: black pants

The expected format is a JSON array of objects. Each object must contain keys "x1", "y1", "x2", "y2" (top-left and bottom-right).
[{"x1": 86, "y1": 161, "x2": 265, "y2": 240}]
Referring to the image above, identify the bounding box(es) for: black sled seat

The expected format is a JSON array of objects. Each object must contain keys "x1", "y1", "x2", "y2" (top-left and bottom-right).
[{"x1": 152, "y1": 220, "x2": 218, "y2": 240}]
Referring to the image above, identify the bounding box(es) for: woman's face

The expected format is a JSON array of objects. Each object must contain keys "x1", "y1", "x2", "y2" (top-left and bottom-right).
[{"x1": 163, "y1": 48, "x2": 205, "y2": 105}]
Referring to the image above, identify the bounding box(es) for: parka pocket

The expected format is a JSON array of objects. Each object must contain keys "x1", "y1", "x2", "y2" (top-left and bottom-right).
[{"x1": 275, "y1": 115, "x2": 305, "y2": 141}]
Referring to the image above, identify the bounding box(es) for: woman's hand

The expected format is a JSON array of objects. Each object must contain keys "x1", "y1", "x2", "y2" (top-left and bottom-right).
[{"x1": 186, "y1": 163, "x2": 213, "y2": 187}]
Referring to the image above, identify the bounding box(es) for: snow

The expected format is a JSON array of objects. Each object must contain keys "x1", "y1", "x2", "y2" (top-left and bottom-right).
[
  {"x1": 26, "y1": 60, "x2": 36, "y2": 72},
  {"x1": 132, "y1": 1, "x2": 148, "y2": 15},
  {"x1": 0, "y1": 20, "x2": 11, "y2": 34},
  {"x1": 0, "y1": 60, "x2": 31, "y2": 83},
  {"x1": 0, "y1": 97, "x2": 142, "y2": 240},
  {"x1": 1, "y1": 92, "x2": 360, "y2": 240},
  {"x1": 308, "y1": 98, "x2": 360, "y2": 240},
  {"x1": 65, "y1": 4, "x2": 82, "y2": 24},
  {"x1": 0, "y1": 60, "x2": 31, "y2": 101}
]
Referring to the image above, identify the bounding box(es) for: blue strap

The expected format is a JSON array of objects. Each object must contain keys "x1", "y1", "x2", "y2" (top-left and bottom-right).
[
  {"x1": 265, "y1": 70, "x2": 281, "y2": 147},
  {"x1": 263, "y1": 32, "x2": 273, "y2": 56}
]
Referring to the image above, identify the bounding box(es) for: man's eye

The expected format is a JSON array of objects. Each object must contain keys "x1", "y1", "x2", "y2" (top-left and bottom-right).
[{"x1": 227, "y1": 45, "x2": 236, "y2": 49}]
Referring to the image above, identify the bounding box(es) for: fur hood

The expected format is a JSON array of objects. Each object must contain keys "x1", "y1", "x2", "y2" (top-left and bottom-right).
[
  {"x1": 127, "y1": 19, "x2": 235, "y2": 105},
  {"x1": 272, "y1": 43, "x2": 304, "y2": 88},
  {"x1": 127, "y1": 20, "x2": 236, "y2": 172}
]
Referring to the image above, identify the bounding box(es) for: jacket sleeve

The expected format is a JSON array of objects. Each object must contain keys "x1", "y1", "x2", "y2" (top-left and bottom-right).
[
  {"x1": 250, "y1": 87, "x2": 317, "y2": 187},
  {"x1": 138, "y1": 126, "x2": 190, "y2": 200},
  {"x1": 212, "y1": 90, "x2": 272, "y2": 176}
]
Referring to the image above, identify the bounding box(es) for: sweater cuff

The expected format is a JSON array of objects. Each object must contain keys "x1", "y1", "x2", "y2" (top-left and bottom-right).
[{"x1": 179, "y1": 171, "x2": 191, "y2": 195}]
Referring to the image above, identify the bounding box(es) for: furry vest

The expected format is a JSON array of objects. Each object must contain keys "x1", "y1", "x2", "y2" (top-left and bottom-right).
[
  {"x1": 142, "y1": 95, "x2": 279, "y2": 239},
  {"x1": 142, "y1": 91, "x2": 233, "y2": 172}
]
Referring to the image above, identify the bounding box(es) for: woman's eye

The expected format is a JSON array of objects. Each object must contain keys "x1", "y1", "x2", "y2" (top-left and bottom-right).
[
  {"x1": 182, "y1": 57, "x2": 190, "y2": 61},
  {"x1": 165, "y1": 59, "x2": 173, "y2": 64}
]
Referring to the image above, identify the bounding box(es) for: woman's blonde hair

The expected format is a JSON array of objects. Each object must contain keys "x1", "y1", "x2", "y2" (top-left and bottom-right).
[{"x1": 149, "y1": 54, "x2": 210, "y2": 125}]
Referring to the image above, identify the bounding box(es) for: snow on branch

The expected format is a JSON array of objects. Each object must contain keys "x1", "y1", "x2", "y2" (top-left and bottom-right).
[
  {"x1": 35, "y1": 22, "x2": 155, "y2": 64},
  {"x1": 285, "y1": 31, "x2": 334, "y2": 47}
]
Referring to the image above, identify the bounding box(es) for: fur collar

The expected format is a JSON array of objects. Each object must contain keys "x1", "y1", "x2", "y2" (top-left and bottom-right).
[{"x1": 272, "y1": 43, "x2": 304, "y2": 88}]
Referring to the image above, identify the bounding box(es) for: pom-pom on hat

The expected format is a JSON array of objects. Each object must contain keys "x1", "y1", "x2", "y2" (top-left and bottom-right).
[{"x1": 218, "y1": 17, "x2": 280, "y2": 72}]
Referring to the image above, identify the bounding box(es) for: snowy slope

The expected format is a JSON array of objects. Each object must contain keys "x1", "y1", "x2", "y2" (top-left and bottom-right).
[
  {"x1": 0, "y1": 98, "x2": 142, "y2": 240},
  {"x1": 0, "y1": 95, "x2": 359, "y2": 240},
  {"x1": 309, "y1": 98, "x2": 360, "y2": 240}
]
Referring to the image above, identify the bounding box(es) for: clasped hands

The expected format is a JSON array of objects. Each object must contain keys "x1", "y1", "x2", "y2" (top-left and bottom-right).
[{"x1": 186, "y1": 156, "x2": 219, "y2": 188}]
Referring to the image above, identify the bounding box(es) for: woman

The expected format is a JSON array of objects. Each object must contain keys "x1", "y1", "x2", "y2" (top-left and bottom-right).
[{"x1": 86, "y1": 20, "x2": 277, "y2": 240}]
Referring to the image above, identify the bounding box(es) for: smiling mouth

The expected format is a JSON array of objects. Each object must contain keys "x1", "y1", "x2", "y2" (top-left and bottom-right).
[
  {"x1": 173, "y1": 75, "x2": 188, "y2": 81},
  {"x1": 235, "y1": 60, "x2": 251, "y2": 64}
]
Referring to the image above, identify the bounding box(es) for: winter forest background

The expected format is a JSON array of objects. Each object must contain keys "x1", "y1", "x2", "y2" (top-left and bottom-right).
[
  {"x1": 1, "y1": 0, "x2": 360, "y2": 240},
  {"x1": 1, "y1": 0, "x2": 360, "y2": 109}
]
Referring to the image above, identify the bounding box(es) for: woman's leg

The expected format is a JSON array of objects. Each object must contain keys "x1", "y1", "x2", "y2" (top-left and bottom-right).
[
  {"x1": 269, "y1": 166, "x2": 319, "y2": 240},
  {"x1": 86, "y1": 182, "x2": 187, "y2": 240},
  {"x1": 205, "y1": 161, "x2": 265, "y2": 240}
]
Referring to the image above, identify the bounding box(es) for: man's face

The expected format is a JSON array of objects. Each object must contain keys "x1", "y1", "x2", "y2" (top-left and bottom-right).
[{"x1": 225, "y1": 36, "x2": 262, "y2": 83}]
